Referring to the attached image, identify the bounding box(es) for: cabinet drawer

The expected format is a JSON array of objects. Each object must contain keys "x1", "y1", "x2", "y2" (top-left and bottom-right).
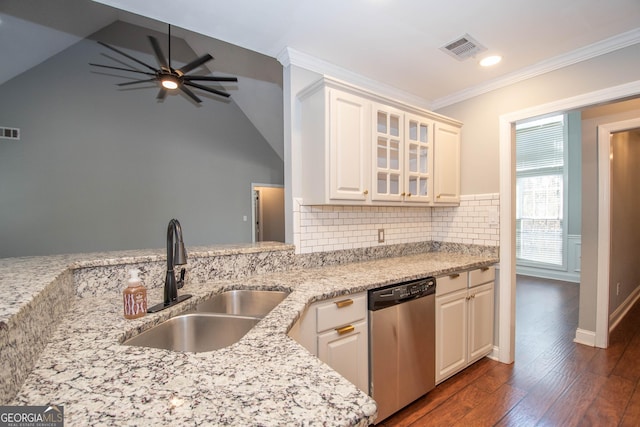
[
  {"x1": 316, "y1": 294, "x2": 367, "y2": 332},
  {"x1": 469, "y1": 266, "x2": 495, "y2": 288},
  {"x1": 436, "y1": 271, "x2": 468, "y2": 296}
]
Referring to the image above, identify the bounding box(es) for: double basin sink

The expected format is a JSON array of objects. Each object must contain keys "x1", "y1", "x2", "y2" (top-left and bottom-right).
[{"x1": 123, "y1": 290, "x2": 289, "y2": 353}]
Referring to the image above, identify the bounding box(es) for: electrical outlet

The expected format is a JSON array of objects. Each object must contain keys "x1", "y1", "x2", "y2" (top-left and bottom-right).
[{"x1": 378, "y1": 228, "x2": 385, "y2": 243}]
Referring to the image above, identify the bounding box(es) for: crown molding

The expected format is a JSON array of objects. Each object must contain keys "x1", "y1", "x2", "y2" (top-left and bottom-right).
[
  {"x1": 432, "y1": 28, "x2": 640, "y2": 110},
  {"x1": 277, "y1": 46, "x2": 433, "y2": 110}
]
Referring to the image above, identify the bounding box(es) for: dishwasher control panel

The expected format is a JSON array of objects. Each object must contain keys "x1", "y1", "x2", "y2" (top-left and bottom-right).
[{"x1": 368, "y1": 277, "x2": 436, "y2": 311}]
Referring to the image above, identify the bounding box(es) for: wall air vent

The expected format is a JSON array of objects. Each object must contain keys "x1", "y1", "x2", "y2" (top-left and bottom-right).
[
  {"x1": 0, "y1": 126, "x2": 20, "y2": 140},
  {"x1": 440, "y1": 33, "x2": 487, "y2": 61}
]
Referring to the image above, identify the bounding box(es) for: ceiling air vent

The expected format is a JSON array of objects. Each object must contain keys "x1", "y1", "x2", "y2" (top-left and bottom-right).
[{"x1": 440, "y1": 33, "x2": 487, "y2": 61}]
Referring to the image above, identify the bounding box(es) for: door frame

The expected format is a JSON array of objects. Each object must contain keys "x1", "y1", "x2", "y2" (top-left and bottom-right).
[
  {"x1": 498, "y1": 80, "x2": 640, "y2": 363},
  {"x1": 596, "y1": 117, "x2": 640, "y2": 346},
  {"x1": 251, "y1": 183, "x2": 285, "y2": 243}
]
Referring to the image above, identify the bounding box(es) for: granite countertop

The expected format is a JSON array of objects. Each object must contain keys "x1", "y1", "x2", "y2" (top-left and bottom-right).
[{"x1": 4, "y1": 246, "x2": 498, "y2": 426}]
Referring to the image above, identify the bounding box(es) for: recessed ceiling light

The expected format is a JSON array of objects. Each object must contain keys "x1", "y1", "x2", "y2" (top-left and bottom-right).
[{"x1": 480, "y1": 55, "x2": 502, "y2": 67}]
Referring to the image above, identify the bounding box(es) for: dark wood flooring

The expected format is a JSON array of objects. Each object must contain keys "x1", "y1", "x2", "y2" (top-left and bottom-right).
[{"x1": 379, "y1": 275, "x2": 640, "y2": 427}]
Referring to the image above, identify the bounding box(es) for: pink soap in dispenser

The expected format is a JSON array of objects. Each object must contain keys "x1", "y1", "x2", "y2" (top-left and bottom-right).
[{"x1": 123, "y1": 268, "x2": 147, "y2": 319}]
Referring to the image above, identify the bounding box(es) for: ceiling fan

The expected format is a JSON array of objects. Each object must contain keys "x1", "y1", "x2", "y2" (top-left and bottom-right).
[{"x1": 89, "y1": 25, "x2": 237, "y2": 103}]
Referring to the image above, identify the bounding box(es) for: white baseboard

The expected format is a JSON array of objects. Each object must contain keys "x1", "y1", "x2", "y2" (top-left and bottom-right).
[
  {"x1": 574, "y1": 328, "x2": 596, "y2": 347},
  {"x1": 609, "y1": 285, "x2": 640, "y2": 333},
  {"x1": 487, "y1": 345, "x2": 500, "y2": 362}
]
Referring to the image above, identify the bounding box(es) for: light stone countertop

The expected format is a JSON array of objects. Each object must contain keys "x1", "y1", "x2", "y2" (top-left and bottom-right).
[{"x1": 3, "y1": 245, "x2": 498, "y2": 426}]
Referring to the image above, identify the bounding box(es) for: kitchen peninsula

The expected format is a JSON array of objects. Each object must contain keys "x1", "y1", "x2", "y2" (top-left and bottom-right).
[{"x1": 1, "y1": 242, "x2": 497, "y2": 426}]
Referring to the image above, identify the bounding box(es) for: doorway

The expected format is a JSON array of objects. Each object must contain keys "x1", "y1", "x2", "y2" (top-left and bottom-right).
[
  {"x1": 252, "y1": 184, "x2": 285, "y2": 243},
  {"x1": 498, "y1": 82, "x2": 640, "y2": 364}
]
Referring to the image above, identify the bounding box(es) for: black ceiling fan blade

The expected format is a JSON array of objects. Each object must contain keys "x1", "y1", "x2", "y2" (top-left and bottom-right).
[
  {"x1": 157, "y1": 88, "x2": 167, "y2": 100},
  {"x1": 89, "y1": 63, "x2": 156, "y2": 76},
  {"x1": 184, "y1": 81, "x2": 231, "y2": 98},
  {"x1": 178, "y1": 54, "x2": 213, "y2": 75},
  {"x1": 179, "y1": 85, "x2": 202, "y2": 103},
  {"x1": 97, "y1": 41, "x2": 158, "y2": 73},
  {"x1": 183, "y1": 75, "x2": 238, "y2": 82},
  {"x1": 147, "y1": 36, "x2": 169, "y2": 70},
  {"x1": 117, "y1": 78, "x2": 158, "y2": 87}
]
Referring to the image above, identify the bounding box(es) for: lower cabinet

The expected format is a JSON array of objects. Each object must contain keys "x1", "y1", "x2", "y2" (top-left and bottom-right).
[
  {"x1": 288, "y1": 292, "x2": 369, "y2": 393},
  {"x1": 435, "y1": 267, "x2": 495, "y2": 384}
]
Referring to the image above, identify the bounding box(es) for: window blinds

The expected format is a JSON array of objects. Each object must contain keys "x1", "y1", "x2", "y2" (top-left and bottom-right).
[{"x1": 515, "y1": 116, "x2": 565, "y2": 266}]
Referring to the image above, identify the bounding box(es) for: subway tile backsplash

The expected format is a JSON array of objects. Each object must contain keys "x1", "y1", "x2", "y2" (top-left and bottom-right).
[{"x1": 293, "y1": 193, "x2": 499, "y2": 254}]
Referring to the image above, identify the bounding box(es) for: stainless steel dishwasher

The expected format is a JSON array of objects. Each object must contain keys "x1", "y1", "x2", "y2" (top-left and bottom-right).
[{"x1": 368, "y1": 276, "x2": 436, "y2": 423}]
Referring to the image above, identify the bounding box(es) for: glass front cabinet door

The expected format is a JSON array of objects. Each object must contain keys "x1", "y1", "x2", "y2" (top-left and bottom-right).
[
  {"x1": 373, "y1": 105, "x2": 404, "y2": 202},
  {"x1": 404, "y1": 113, "x2": 434, "y2": 203}
]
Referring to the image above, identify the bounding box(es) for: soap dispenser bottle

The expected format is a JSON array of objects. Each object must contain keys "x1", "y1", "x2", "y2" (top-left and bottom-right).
[{"x1": 123, "y1": 268, "x2": 147, "y2": 319}]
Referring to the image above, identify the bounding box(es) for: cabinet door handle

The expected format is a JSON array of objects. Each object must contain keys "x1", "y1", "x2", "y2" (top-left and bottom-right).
[
  {"x1": 449, "y1": 273, "x2": 460, "y2": 279},
  {"x1": 335, "y1": 325, "x2": 355, "y2": 335},
  {"x1": 363, "y1": 190, "x2": 369, "y2": 195},
  {"x1": 437, "y1": 194, "x2": 442, "y2": 199},
  {"x1": 481, "y1": 267, "x2": 490, "y2": 272},
  {"x1": 401, "y1": 192, "x2": 406, "y2": 196},
  {"x1": 335, "y1": 299, "x2": 353, "y2": 309},
  {"x1": 407, "y1": 192, "x2": 412, "y2": 197}
]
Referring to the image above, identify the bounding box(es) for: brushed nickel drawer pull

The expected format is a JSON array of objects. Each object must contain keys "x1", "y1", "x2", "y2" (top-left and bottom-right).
[
  {"x1": 449, "y1": 273, "x2": 460, "y2": 279},
  {"x1": 335, "y1": 299, "x2": 354, "y2": 309},
  {"x1": 336, "y1": 325, "x2": 355, "y2": 335}
]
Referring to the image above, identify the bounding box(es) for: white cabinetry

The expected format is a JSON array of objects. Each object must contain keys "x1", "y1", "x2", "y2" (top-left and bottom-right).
[
  {"x1": 433, "y1": 122, "x2": 461, "y2": 204},
  {"x1": 299, "y1": 83, "x2": 371, "y2": 204},
  {"x1": 435, "y1": 267, "x2": 494, "y2": 384},
  {"x1": 298, "y1": 77, "x2": 461, "y2": 206},
  {"x1": 372, "y1": 105, "x2": 435, "y2": 204},
  {"x1": 288, "y1": 292, "x2": 369, "y2": 393}
]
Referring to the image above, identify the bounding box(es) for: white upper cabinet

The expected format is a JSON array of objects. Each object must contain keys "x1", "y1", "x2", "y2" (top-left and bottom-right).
[
  {"x1": 299, "y1": 82, "x2": 371, "y2": 204},
  {"x1": 298, "y1": 77, "x2": 461, "y2": 206},
  {"x1": 433, "y1": 122, "x2": 461, "y2": 204}
]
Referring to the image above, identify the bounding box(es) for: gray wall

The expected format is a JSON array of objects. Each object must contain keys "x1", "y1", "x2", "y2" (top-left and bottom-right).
[
  {"x1": 567, "y1": 111, "x2": 582, "y2": 236},
  {"x1": 0, "y1": 21, "x2": 283, "y2": 258}
]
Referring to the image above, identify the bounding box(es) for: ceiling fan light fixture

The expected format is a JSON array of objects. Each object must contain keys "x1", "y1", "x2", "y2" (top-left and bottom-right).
[
  {"x1": 90, "y1": 23, "x2": 238, "y2": 104},
  {"x1": 161, "y1": 76, "x2": 179, "y2": 89}
]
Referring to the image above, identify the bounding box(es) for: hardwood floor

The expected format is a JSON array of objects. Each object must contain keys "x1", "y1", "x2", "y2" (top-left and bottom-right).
[{"x1": 379, "y1": 275, "x2": 640, "y2": 427}]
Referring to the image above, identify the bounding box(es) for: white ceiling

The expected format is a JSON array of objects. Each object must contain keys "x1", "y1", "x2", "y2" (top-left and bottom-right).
[
  {"x1": 2, "y1": 0, "x2": 639, "y2": 108},
  {"x1": 90, "y1": 0, "x2": 640, "y2": 107}
]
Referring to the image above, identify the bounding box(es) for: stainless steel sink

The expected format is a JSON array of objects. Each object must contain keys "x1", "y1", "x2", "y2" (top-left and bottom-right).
[
  {"x1": 123, "y1": 289, "x2": 289, "y2": 352},
  {"x1": 123, "y1": 313, "x2": 261, "y2": 352},
  {"x1": 188, "y1": 289, "x2": 289, "y2": 317}
]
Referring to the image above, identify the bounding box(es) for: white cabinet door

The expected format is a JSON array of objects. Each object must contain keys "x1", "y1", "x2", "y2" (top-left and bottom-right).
[
  {"x1": 329, "y1": 90, "x2": 371, "y2": 201},
  {"x1": 404, "y1": 113, "x2": 434, "y2": 203},
  {"x1": 467, "y1": 282, "x2": 494, "y2": 364},
  {"x1": 433, "y1": 121, "x2": 461, "y2": 204},
  {"x1": 317, "y1": 320, "x2": 369, "y2": 393},
  {"x1": 371, "y1": 104, "x2": 404, "y2": 202},
  {"x1": 435, "y1": 288, "x2": 468, "y2": 383}
]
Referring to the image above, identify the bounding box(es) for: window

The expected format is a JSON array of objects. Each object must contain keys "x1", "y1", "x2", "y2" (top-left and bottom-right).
[{"x1": 516, "y1": 115, "x2": 567, "y2": 267}]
